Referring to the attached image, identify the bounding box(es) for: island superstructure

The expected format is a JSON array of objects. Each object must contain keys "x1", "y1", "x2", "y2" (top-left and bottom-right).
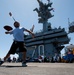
[{"x1": 18, "y1": 0, "x2": 70, "y2": 59}]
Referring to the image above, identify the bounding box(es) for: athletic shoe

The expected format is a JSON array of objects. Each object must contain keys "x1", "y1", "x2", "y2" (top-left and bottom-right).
[
  {"x1": 22, "y1": 61, "x2": 27, "y2": 67},
  {"x1": 0, "y1": 61, "x2": 4, "y2": 66}
]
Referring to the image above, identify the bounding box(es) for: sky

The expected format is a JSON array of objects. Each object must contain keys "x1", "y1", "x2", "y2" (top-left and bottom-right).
[{"x1": 0, "y1": 0, "x2": 74, "y2": 59}]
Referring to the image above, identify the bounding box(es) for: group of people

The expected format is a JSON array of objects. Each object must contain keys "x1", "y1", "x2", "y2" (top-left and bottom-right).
[{"x1": 0, "y1": 21, "x2": 35, "y2": 67}]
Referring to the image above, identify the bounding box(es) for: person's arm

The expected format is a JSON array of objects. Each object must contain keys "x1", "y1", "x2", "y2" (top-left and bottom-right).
[
  {"x1": 5, "y1": 31, "x2": 13, "y2": 34},
  {"x1": 5, "y1": 31, "x2": 11, "y2": 34},
  {"x1": 25, "y1": 29, "x2": 35, "y2": 38}
]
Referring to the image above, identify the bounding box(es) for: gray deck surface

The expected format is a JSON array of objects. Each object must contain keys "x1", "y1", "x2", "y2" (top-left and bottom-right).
[{"x1": 0, "y1": 63, "x2": 74, "y2": 75}]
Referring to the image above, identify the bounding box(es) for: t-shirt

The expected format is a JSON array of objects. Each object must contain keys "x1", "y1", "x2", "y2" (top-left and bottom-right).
[{"x1": 10, "y1": 27, "x2": 26, "y2": 42}]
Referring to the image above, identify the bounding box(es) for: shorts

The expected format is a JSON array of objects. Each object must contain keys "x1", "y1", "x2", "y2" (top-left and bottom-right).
[{"x1": 8, "y1": 41, "x2": 27, "y2": 54}]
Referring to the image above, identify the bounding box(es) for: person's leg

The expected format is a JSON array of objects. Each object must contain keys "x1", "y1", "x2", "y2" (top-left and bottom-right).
[
  {"x1": 18, "y1": 42, "x2": 27, "y2": 61},
  {"x1": 19, "y1": 42, "x2": 27, "y2": 67},
  {"x1": 22, "y1": 51, "x2": 27, "y2": 67},
  {"x1": 0, "y1": 52, "x2": 11, "y2": 65},
  {"x1": 22, "y1": 51, "x2": 26, "y2": 61},
  {"x1": 4, "y1": 41, "x2": 17, "y2": 61},
  {"x1": 0, "y1": 41, "x2": 17, "y2": 66},
  {"x1": 4, "y1": 53, "x2": 10, "y2": 61}
]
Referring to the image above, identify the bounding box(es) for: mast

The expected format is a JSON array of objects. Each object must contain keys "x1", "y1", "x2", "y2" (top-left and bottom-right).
[{"x1": 33, "y1": 0, "x2": 54, "y2": 32}]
